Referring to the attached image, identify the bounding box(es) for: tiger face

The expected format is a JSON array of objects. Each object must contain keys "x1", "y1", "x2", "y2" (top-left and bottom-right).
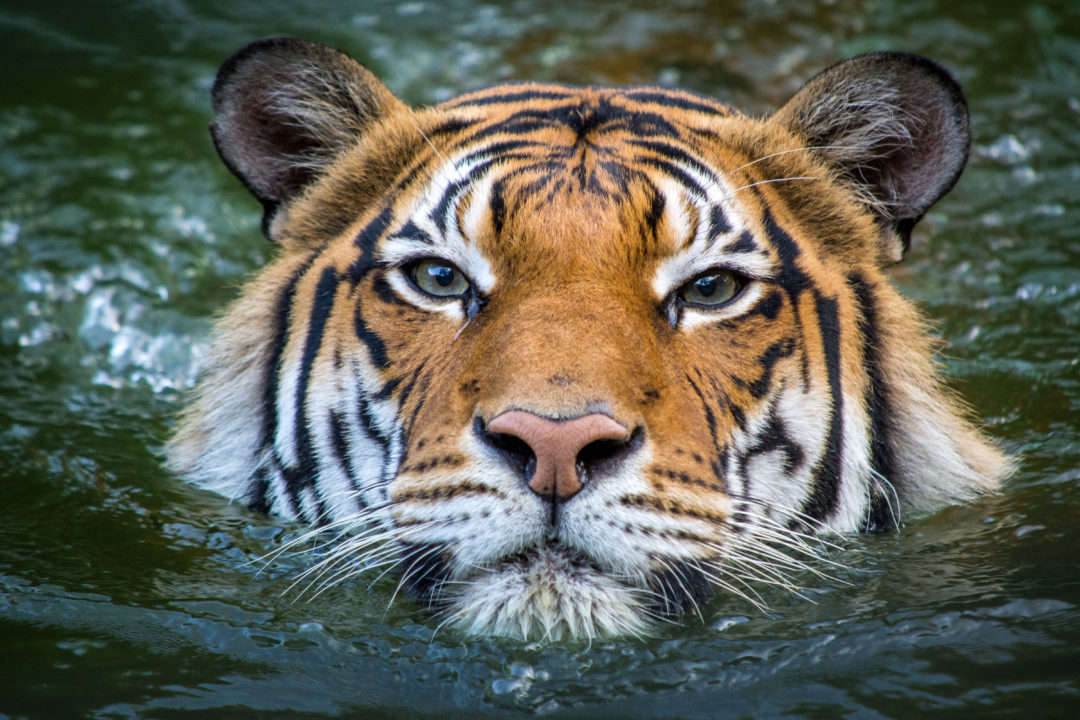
[{"x1": 170, "y1": 38, "x2": 1012, "y2": 640}]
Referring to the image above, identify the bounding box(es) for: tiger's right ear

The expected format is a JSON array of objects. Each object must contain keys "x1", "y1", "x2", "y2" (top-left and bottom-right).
[
  {"x1": 772, "y1": 52, "x2": 970, "y2": 265},
  {"x1": 210, "y1": 37, "x2": 407, "y2": 238}
]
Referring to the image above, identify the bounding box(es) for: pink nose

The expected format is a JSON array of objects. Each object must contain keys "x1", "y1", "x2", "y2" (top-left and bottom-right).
[{"x1": 487, "y1": 410, "x2": 629, "y2": 500}]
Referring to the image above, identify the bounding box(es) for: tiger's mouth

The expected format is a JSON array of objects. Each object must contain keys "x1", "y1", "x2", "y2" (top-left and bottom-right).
[{"x1": 401, "y1": 540, "x2": 711, "y2": 640}]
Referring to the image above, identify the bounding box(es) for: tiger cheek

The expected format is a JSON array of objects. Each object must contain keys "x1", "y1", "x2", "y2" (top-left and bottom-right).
[{"x1": 666, "y1": 296, "x2": 798, "y2": 453}]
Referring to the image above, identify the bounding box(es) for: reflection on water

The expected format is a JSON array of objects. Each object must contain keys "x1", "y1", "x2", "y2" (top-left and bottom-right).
[{"x1": 2, "y1": 0, "x2": 1079, "y2": 717}]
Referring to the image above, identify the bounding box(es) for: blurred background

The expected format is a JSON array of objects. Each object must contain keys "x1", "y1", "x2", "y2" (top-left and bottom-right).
[{"x1": 2, "y1": 1, "x2": 1078, "y2": 717}]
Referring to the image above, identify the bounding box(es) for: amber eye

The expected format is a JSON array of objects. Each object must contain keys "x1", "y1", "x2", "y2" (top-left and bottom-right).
[
  {"x1": 408, "y1": 259, "x2": 471, "y2": 298},
  {"x1": 678, "y1": 270, "x2": 743, "y2": 307}
]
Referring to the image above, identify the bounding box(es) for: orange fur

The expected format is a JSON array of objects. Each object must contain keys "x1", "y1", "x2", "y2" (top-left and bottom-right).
[{"x1": 169, "y1": 40, "x2": 1012, "y2": 639}]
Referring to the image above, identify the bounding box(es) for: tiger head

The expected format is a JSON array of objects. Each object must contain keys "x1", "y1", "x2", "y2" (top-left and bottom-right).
[{"x1": 170, "y1": 38, "x2": 1012, "y2": 640}]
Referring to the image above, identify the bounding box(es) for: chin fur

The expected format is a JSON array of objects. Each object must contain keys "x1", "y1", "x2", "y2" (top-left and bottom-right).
[{"x1": 437, "y1": 549, "x2": 652, "y2": 641}]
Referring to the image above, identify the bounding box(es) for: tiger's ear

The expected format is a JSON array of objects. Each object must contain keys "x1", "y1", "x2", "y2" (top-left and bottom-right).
[
  {"x1": 210, "y1": 37, "x2": 407, "y2": 238},
  {"x1": 773, "y1": 52, "x2": 970, "y2": 264}
]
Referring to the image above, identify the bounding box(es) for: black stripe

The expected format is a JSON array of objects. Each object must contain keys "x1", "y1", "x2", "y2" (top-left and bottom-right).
[
  {"x1": 760, "y1": 208, "x2": 816, "y2": 411},
  {"x1": 354, "y1": 297, "x2": 390, "y2": 370},
  {"x1": 747, "y1": 290, "x2": 784, "y2": 321},
  {"x1": 451, "y1": 88, "x2": 577, "y2": 107},
  {"x1": 490, "y1": 175, "x2": 507, "y2": 236},
  {"x1": 275, "y1": 464, "x2": 302, "y2": 519},
  {"x1": 685, "y1": 371, "x2": 731, "y2": 491},
  {"x1": 328, "y1": 409, "x2": 364, "y2": 501},
  {"x1": 736, "y1": 407, "x2": 805, "y2": 532},
  {"x1": 350, "y1": 206, "x2": 395, "y2": 281},
  {"x1": 432, "y1": 177, "x2": 471, "y2": 236},
  {"x1": 391, "y1": 219, "x2": 434, "y2": 245},
  {"x1": 850, "y1": 272, "x2": 901, "y2": 531},
  {"x1": 643, "y1": 180, "x2": 665, "y2": 240},
  {"x1": 258, "y1": 253, "x2": 317, "y2": 474},
  {"x1": 373, "y1": 376, "x2": 401, "y2": 401},
  {"x1": 428, "y1": 117, "x2": 479, "y2": 136},
  {"x1": 639, "y1": 157, "x2": 707, "y2": 199},
  {"x1": 730, "y1": 403, "x2": 746, "y2": 431},
  {"x1": 372, "y1": 274, "x2": 411, "y2": 308},
  {"x1": 397, "y1": 541, "x2": 453, "y2": 608},
  {"x1": 353, "y1": 205, "x2": 393, "y2": 252},
  {"x1": 356, "y1": 390, "x2": 390, "y2": 451},
  {"x1": 596, "y1": 159, "x2": 638, "y2": 196},
  {"x1": 247, "y1": 466, "x2": 272, "y2": 515},
  {"x1": 740, "y1": 409, "x2": 806, "y2": 476},
  {"x1": 733, "y1": 337, "x2": 795, "y2": 399},
  {"x1": 465, "y1": 102, "x2": 682, "y2": 145},
  {"x1": 708, "y1": 205, "x2": 731, "y2": 238},
  {"x1": 621, "y1": 89, "x2": 729, "y2": 116},
  {"x1": 430, "y1": 158, "x2": 499, "y2": 235},
  {"x1": 728, "y1": 229, "x2": 757, "y2": 254},
  {"x1": 685, "y1": 373, "x2": 719, "y2": 447},
  {"x1": 258, "y1": 275, "x2": 296, "y2": 455},
  {"x1": 649, "y1": 563, "x2": 713, "y2": 616},
  {"x1": 628, "y1": 139, "x2": 721, "y2": 190},
  {"x1": 800, "y1": 292, "x2": 845, "y2": 524},
  {"x1": 462, "y1": 108, "x2": 569, "y2": 143},
  {"x1": 761, "y1": 208, "x2": 810, "y2": 295},
  {"x1": 460, "y1": 139, "x2": 548, "y2": 163},
  {"x1": 397, "y1": 364, "x2": 429, "y2": 450},
  {"x1": 284, "y1": 266, "x2": 339, "y2": 512}
]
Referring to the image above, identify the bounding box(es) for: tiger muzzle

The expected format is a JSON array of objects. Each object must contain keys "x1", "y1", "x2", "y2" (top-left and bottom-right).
[{"x1": 478, "y1": 410, "x2": 641, "y2": 501}]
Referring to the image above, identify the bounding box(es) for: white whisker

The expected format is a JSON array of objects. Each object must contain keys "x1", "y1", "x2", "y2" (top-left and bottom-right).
[
  {"x1": 731, "y1": 176, "x2": 821, "y2": 193},
  {"x1": 731, "y1": 145, "x2": 858, "y2": 173}
]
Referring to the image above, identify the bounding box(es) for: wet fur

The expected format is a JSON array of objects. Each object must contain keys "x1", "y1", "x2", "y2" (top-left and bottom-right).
[{"x1": 170, "y1": 39, "x2": 1012, "y2": 640}]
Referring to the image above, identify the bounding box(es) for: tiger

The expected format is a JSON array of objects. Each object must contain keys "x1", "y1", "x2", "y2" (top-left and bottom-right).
[{"x1": 168, "y1": 37, "x2": 1013, "y2": 641}]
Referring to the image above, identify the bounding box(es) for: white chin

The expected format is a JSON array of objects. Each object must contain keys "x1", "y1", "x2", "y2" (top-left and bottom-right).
[{"x1": 444, "y1": 549, "x2": 651, "y2": 641}]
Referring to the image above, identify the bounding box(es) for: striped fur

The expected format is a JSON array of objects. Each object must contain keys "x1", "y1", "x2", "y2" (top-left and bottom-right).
[{"x1": 169, "y1": 39, "x2": 1012, "y2": 640}]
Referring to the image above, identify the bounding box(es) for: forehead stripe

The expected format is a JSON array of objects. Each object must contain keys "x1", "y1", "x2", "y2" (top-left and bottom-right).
[
  {"x1": 620, "y1": 89, "x2": 730, "y2": 116},
  {"x1": 464, "y1": 103, "x2": 685, "y2": 145},
  {"x1": 460, "y1": 139, "x2": 546, "y2": 163},
  {"x1": 392, "y1": 219, "x2": 435, "y2": 245},
  {"x1": 641, "y1": 158, "x2": 710, "y2": 201},
  {"x1": 451, "y1": 88, "x2": 577, "y2": 108},
  {"x1": 728, "y1": 229, "x2": 757, "y2": 254},
  {"x1": 431, "y1": 158, "x2": 500, "y2": 235},
  {"x1": 350, "y1": 206, "x2": 395, "y2": 278},
  {"x1": 708, "y1": 205, "x2": 732, "y2": 239},
  {"x1": 628, "y1": 139, "x2": 720, "y2": 187}
]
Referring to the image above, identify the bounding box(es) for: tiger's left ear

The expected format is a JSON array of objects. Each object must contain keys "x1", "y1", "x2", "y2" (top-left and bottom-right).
[
  {"x1": 773, "y1": 52, "x2": 970, "y2": 264},
  {"x1": 210, "y1": 37, "x2": 408, "y2": 238}
]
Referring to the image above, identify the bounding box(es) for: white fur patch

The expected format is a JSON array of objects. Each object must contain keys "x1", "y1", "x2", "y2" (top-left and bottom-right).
[
  {"x1": 376, "y1": 152, "x2": 499, "y2": 310},
  {"x1": 447, "y1": 549, "x2": 651, "y2": 641},
  {"x1": 650, "y1": 174, "x2": 776, "y2": 333}
]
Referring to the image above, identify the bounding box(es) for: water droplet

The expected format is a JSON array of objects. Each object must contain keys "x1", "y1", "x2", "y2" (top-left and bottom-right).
[
  {"x1": 984, "y1": 134, "x2": 1031, "y2": 164},
  {"x1": 0, "y1": 220, "x2": 18, "y2": 247}
]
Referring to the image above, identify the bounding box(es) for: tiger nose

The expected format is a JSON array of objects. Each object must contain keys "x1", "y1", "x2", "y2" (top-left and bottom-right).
[{"x1": 485, "y1": 410, "x2": 631, "y2": 500}]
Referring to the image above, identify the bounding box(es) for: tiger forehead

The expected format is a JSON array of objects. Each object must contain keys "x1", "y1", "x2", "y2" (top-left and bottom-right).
[
  {"x1": 440, "y1": 82, "x2": 737, "y2": 131},
  {"x1": 380, "y1": 151, "x2": 764, "y2": 288},
  {"x1": 431, "y1": 83, "x2": 740, "y2": 190},
  {"x1": 380, "y1": 85, "x2": 763, "y2": 259}
]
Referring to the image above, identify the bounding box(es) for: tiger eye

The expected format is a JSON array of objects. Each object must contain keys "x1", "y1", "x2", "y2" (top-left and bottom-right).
[
  {"x1": 411, "y1": 259, "x2": 470, "y2": 297},
  {"x1": 679, "y1": 270, "x2": 741, "y2": 306}
]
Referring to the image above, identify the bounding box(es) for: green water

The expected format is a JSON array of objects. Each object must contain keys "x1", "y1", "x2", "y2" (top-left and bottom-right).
[{"x1": 2, "y1": 1, "x2": 1078, "y2": 717}]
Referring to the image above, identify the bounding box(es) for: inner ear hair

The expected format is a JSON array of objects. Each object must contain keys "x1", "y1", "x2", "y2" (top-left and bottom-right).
[
  {"x1": 774, "y1": 52, "x2": 970, "y2": 263},
  {"x1": 210, "y1": 37, "x2": 406, "y2": 237}
]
